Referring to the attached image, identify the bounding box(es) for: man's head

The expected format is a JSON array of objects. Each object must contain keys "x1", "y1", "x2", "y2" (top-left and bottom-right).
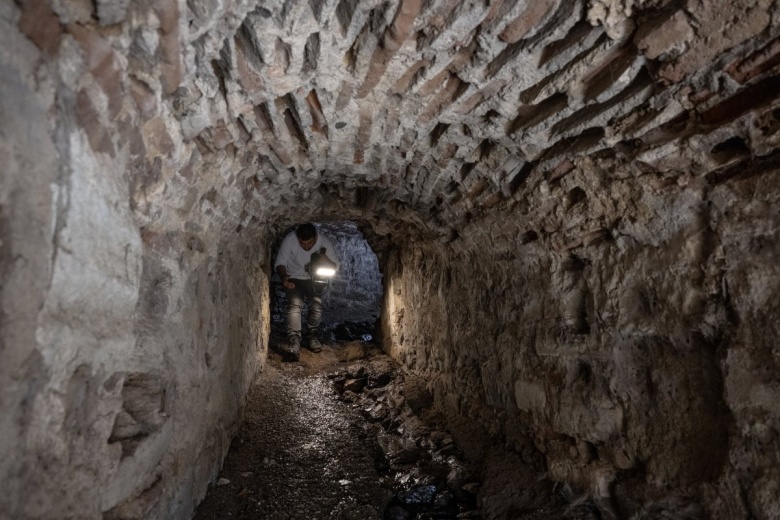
[{"x1": 295, "y1": 223, "x2": 317, "y2": 251}]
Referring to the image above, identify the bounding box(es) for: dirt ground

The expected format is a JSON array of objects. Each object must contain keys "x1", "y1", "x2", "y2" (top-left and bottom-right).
[
  {"x1": 194, "y1": 342, "x2": 390, "y2": 519},
  {"x1": 194, "y1": 342, "x2": 602, "y2": 520}
]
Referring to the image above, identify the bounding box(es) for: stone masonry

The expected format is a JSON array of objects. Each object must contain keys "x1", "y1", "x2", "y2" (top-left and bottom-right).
[{"x1": 1, "y1": 0, "x2": 779, "y2": 518}]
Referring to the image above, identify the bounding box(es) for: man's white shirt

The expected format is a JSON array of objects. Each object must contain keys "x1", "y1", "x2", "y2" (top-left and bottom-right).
[{"x1": 274, "y1": 231, "x2": 340, "y2": 279}]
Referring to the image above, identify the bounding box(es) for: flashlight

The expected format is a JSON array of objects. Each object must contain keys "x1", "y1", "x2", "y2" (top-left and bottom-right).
[
  {"x1": 308, "y1": 248, "x2": 336, "y2": 279},
  {"x1": 307, "y1": 248, "x2": 336, "y2": 296},
  {"x1": 316, "y1": 266, "x2": 336, "y2": 277}
]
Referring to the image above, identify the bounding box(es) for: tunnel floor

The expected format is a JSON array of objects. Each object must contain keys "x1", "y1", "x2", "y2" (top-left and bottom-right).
[
  {"x1": 194, "y1": 343, "x2": 602, "y2": 520},
  {"x1": 194, "y1": 343, "x2": 391, "y2": 519}
]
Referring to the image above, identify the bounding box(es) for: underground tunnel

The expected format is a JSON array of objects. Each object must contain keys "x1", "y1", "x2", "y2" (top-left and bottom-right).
[
  {"x1": 269, "y1": 221, "x2": 384, "y2": 345},
  {"x1": 1, "y1": 0, "x2": 779, "y2": 518}
]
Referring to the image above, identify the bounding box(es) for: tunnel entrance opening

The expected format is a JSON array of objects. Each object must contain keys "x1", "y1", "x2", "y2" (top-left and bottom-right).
[{"x1": 270, "y1": 221, "x2": 384, "y2": 350}]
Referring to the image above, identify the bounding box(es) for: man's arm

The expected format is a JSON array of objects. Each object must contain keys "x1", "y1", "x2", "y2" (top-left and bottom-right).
[
  {"x1": 276, "y1": 264, "x2": 295, "y2": 289},
  {"x1": 275, "y1": 236, "x2": 296, "y2": 289}
]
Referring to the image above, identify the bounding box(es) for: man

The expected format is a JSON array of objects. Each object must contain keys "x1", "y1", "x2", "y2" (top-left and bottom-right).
[{"x1": 274, "y1": 223, "x2": 340, "y2": 361}]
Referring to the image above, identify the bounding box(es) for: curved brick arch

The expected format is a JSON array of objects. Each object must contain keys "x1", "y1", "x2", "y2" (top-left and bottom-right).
[{"x1": 2, "y1": 0, "x2": 779, "y2": 518}]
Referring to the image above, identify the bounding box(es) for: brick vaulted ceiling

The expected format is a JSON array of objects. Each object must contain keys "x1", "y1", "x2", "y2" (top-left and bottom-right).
[
  {"x1": 51, "y1": 0, "x2": 780, "y2": 239},
  {"x1": 4, "y1": 2, "x2": 780, "y2": 517}
]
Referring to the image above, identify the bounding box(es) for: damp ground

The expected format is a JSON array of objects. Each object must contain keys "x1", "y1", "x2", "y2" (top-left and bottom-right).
[
  {"x1": 194, "y1": 342, "x2": 602, "y2": 519},
  {"x1": 193, "y1": 342, "x2": 389, "y2": 519}
]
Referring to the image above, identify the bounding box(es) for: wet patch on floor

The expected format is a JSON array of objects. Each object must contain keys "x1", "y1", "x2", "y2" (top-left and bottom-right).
[
  {"x1": 329, "y1": 359, "x2": 481, "y2": 519},
  {"x1": 194, "y1": 343, "x2": 389, "y2": 519},
  {"x1": 194, "y1": 343, "x2": 603, "y2": 519}
]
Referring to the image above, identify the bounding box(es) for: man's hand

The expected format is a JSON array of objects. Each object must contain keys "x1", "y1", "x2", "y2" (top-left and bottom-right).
[{"x1": 276, "y1": 266, "x2": 295, "y2": 289}]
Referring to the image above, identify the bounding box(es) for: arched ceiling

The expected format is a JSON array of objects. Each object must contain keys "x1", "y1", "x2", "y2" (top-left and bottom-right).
[{"x1": 79, "y1": 0, "x2": 780, "y2": 243}]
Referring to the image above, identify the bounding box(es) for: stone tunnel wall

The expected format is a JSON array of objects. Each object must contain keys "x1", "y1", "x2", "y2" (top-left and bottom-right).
[
  {"x1": 317, "y1": 222, "x2": 383, "y2": 327},
  {"x1": 0, "y1": 4, "x2": 271, "y2": 519},
  {"x1": 381, "y1": 162, "x2": 780, "y2": 517},
  {"x1": 2, "y1": 0, "x2": 780, "y2": 518}
]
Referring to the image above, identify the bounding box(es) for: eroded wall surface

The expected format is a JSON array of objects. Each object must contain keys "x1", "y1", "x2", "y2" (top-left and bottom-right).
[
  {"x1": 382, "y1": 163, "x2": 779, "y2": 517},
  {"x1": 0, "y1": 3, "x2": 269, "y2": 519},
  {"x1": 1, "y1": 0, "x2": 779, "y2": 518},
  {"x1": 317, "y1": 222, "x2": 383, "y2": 326}
]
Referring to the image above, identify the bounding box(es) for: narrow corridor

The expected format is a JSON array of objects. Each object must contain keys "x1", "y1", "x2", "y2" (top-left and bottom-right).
[{"x1": 3, "y1": 1, "x2": 779, "y2": 517}]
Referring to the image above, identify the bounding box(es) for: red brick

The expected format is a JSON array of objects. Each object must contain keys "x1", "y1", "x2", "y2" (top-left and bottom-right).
[
  {"x1": 155, "y1": 0, "x2": 182, "y2": 95},
  {"x1": 75, "y1": 89, "x2": 114, "y2": 155},
  {"x1": 725, "y1": 36, "x2": 780, "y2": 84},
  {"x1": 17, "y1": 0, "x2": 62, "y2": 55},
  {"x1": 500, "y1": 0, "x2": 558, "y2": 44},
  {"x1": 70, "y1": 25, "x2": 123, "y2": 117},
  {"x1": 130, "y1": 77, "x2": 158, "y2": 119}
]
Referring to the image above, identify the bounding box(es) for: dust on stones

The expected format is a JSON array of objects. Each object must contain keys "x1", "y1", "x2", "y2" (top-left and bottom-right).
[
  {"x1": 195, "y1": 342, "x2": 604, "y2": 519},
  {"x1": 194, "y1": 343, "x2": 386, "y2": 520}
]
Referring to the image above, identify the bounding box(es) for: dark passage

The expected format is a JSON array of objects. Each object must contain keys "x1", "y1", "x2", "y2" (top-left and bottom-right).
[
  {"x1": 3, "y1": 1, "x2": 780, "y2": 518},
  {"x1": 270, "y1": 221, "x2": 384, "y2": 345}
]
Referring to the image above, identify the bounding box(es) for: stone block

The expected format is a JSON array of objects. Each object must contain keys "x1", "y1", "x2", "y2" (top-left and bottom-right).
[
  {"x1": 75, "y1": 88, "x2": 115, "y2": 155},
  {"x1": 634, "y1": 10, "x2": 694, "y2": 61},
  {"x1": 17, "y1": 0, "x2": 61, "y2": 54},
  {"x1": 96, "y1": 0, "x2": 131, "y2": 25},
  {"x1": 142, "y1": 116, "x2": 175, "y2": 157},
  {"x1": 514, "y1": 380, "x2": 546, "y2": 414}
]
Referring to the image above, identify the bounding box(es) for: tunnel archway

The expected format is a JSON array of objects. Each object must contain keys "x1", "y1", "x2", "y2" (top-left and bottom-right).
[
  {"x1": 269, "y1": 220, "x2": 384, "y2": 346},
  {"x1": 1, "y1": 1, "x2": 779, "y2": 519}
]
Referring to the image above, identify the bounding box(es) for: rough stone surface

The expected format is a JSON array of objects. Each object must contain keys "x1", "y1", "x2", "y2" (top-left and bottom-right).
[
  {"x1": 1, "y1": 0, "x2": 779, "y2": 518},
  {"x1": 381, "y1": 166, "x2": 779, "y2": 517},
  {"x1": 1, "y1": 3, "x2": 270, "y2": 517},
  {"x1": 318, "y1": 222, "x2": 384, "y2": 326}
]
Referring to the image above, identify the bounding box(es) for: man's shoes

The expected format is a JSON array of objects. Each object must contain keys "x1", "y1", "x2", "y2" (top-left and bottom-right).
[
  {"x1": 283, "y1": 337, "x2": 300, "y2": 362},
  {"x1": 307, "y1": 337, "x2": 322, "y2": 353}
]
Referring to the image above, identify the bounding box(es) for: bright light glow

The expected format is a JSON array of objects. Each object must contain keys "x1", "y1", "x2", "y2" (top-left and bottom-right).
[{"x1": 316, "y1": 267, "x2": 336, "y2": 277}]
